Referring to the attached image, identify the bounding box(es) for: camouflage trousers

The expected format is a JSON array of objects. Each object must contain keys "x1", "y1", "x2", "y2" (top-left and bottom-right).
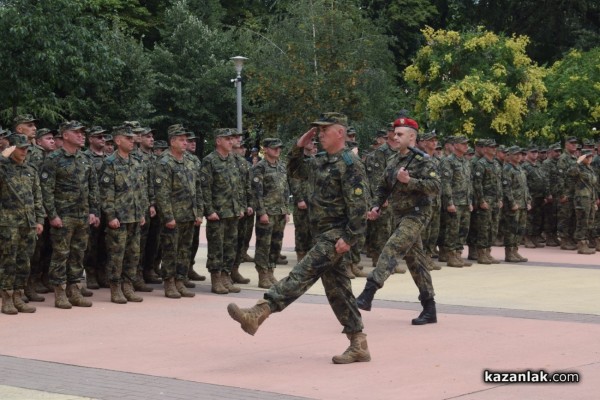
[
  {"x1": 49, "y1": 217, "x2": 89, "y2": 285},
  {"x1": 368, "y1": 214, "x2": 435, "y2": 302},
  {"x1": 190, "y1": 225, "x2": 200, "y2": 269},
  {"x1": 526, "y1": 197, "x2": 546, "y2": 237},
  {"x1": 234, "y1": 214, "x2": 254, "y2": 267},
  {"x1": 368, "y1": 206, "x2": 393, "y2": 257},
  {"x1": 206, "y1": 217, "x2": 238, "y2": 273},
  {"x1": 264, "y1": 231, "x2": 364, "y2": 334},
  {"x1": 473, "y1": 205, "x2": 501, "y2": 248},
  {"x1": 573, "y1": 197, "x2": 596, "y2": 241},
  {"x1": 442, "y1": 205, "x2": 471, "y2": 251},
  {"x1": 105, "y1": 222, "x2": 141, "y2": 283},
  {"x1": 542, "y1": 200, "x2": 558, "y2": 236},
  {"x1": 503, "y1": 208, "x2": 526, "y2": 247},
  {"x1": 30, "y1": 218, "x2": 51, "y2": 278},
  {"x1": 83, "y1": 217, "x2": 107, "y2": 279},
  {"x1": 595, "y1": 207, "x2": 600, "y2": 239},
  {"x1": 422, "y1": 202, "x2": 441, "y2": 255},
  {"x1": 557, "y1": 200, "x2": 575, "y2": 239},
  {"x1": 466, "y1": 208, "x2": 477, "y2": 248},
  {"x1": 255, "y1": 214, "x2": 286, "y2": 271},
  {"x1": 0, "y1": 226, "x2": 36, "y2": 290},
  {"x1": 292, "y1": 207, "x2": 313, "y2": 254},
  {"x1": 160, "y1": 221, "x2": 194, "y2": 281},
  {"x1": 143, "y1": 215, "x2": 162, "y2": 272}
]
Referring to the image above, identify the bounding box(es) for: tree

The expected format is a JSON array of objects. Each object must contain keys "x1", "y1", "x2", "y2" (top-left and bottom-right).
[
  {"x1": 543, "y1": 48, "x2": 600, "y2": 138},
  {"x1": 404, "y1": 27, "x2": 547, "y2": 142}
]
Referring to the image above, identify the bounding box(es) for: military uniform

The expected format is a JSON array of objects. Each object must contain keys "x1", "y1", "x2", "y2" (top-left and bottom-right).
[
  {"x1": 502, "y1": 148, "x2": 530, "y2": 261},
  {"x1": 569, "y1": 152, "x2": 598, "y2": 253},
  {"x1": 232, "y1": 149, "x2": 254, "y2": 282},
  {"x1": 556, "y1": 145, "x2": 578, "y2": 246},
  {"x1": 522, "y1": 152, "x2": 548, "y2": 246},
  {"x1": 289, "y1": 172, "x2": 313, "y2": 258},
  {"x1": 541, "y1": 144, "x2": 562, "y2": 246}
]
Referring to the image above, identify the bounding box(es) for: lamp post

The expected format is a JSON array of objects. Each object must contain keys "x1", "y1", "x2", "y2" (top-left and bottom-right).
[{"x1": 231, "y1": 56, "x2": 248, "y2": 134}]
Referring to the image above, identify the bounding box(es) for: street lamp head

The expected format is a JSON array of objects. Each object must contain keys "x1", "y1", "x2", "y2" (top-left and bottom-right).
[{"x1": 231, "y1": 56, "x2": 248, "y2": 75}]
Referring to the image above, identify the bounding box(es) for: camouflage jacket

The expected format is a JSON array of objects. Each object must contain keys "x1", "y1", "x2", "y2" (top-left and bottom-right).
[
  {"x1": 0, "y1": 156, "x2": 45, "y2": 227},
  {"x1": 200, "y1": 151, "x2": 243, "y2": 218},
  {"x1": 289, "y1": 154, "x2": 313, "y2": 206},
  {"x1": 136, "y1": 148, "x2": 157, "y2": 207},
  {"x1": 83, "y1": 149, "x2": 106, "y2": 173},
  {"x1": 522, "y1": 160, "x2": 548, "y2": 198},
  {"x1": 252, "y1": 158, "x2": 290, "y2": 216},
  {"x1": 556, "y1": 152, "x2": 577, "y2": 198},
  {"x1": 99, "y1": 152, "x2": 148, "y2": 223},
  {"x1": 439, "y1": 153, "x2": 472, "y2": 207},
  {"x1": 472, "y1": 156, "x2": 503, "y2": 207},
  {"x1": 27, "y1": 144, "x2": 46, "y2": 171},
  {"x1": 568, "y1": 163, "x2": 598, "y2": 201},
  {"x1": 373, "y1": 150, "x2": 440, "y2": 219},
  {"x1": 541, "y1": 157, "x2": 560, "y2": 197},
  {"x1": 502, "y1": 162, "x2": 530, "y2": 209},
  {"x1": 233, "y1": 153, "x2": 254, "y2": 210},
  {"x1": 40, "y1": 148, "x2": 100, "y2": 220},
  {"x1": 365, "y1": 142, "x2": 395, "y2": 197},
  {"x1": 287, "y1": 145, "x2": 368, "y2": 246},
  {"x1": 154, "y1": 150, "x2": 203, "y2": 223}
]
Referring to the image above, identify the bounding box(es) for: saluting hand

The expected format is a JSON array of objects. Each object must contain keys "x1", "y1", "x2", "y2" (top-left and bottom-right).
[{"x1": 297, "y1": 127, "x2": 317, "y2": 148}]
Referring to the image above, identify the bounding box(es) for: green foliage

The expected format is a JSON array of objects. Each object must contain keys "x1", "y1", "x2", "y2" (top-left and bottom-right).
[{"x1": 404, "y1": 27, "x2": 547, "y2": 142}]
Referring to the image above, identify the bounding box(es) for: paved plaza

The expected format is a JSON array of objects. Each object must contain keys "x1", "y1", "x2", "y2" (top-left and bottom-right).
[{"x1": 1, "y1": 223, "x2": 598, "y2": 399}]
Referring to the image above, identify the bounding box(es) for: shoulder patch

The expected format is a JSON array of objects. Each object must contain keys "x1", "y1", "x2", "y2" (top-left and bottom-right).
[
  {"x1": 354, "y1": 187, "x2": 363, "y2": 196},
  {"x1": 430, "y1": 171, "x2": 437, "y2": 177},
  {"x1": 155, "y1": 178, "x2": 162, "y2": 184},
  {"x1": 342, "y1": 151, "x2": 354, "y2": 166},
  {"x1": 475, "y1": 171, "x2": 480, "y2": 176},
  {"x1": 102, "y1": 176, "x2": 110, "y2": 183},
  {"x1": 41, "y1": 172, "x2": 48, "y2": 179},
  {"x1": 503, "y1": 180, "x2": 508, "y2": 185},
  {"x1": 253, "y1": 177, "x2": 260, "y2": 182}
]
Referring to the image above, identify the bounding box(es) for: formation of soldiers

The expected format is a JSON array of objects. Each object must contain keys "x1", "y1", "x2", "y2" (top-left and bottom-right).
[{"x1": 0, "y1": 112, "x2": 598, "y2": 318}]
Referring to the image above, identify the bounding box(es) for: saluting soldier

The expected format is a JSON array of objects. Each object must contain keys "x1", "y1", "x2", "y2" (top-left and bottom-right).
[
  {"x1": 569, "y1": 150, "x2": 597, "y2": 254},
  {"x1": 99, "y1": 126, "x2": 148, "y2": 303}
]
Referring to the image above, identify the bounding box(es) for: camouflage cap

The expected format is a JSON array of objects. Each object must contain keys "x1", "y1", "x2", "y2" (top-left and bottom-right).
[
  {"x1": 214, "y1": 128, "x2": 236, "y2": 138},
  {"x1": 59, "y1": 120, "x2": 86, "y2": 133},
  {"x1": 419, "y1": 131, "x2": 437, "y2": 141},
  {"x1": 88, "y1": 126, "x2": 107, "y2": 137},
  {"x1": 104, "y1": 134, "x2": 114, "y2": 143},
  {"x1": 263, "y1": 138, "x2": 283, "y2": 148},
  {"x1": 36, "y1": 128, "x2": 57, "y2": 139},
  {"x1": 186, "y1": 132, "x2": 198, "y2": 140},
  {"x1": 466, "y1": 147, "x2": 475, "y2": 155},
  {"x1": 167, "y1": 124, "x2": 186, "y2": 135},
  {"x1": 580, "y1": 149, "x2": 594, "y2": 157},
  {"x1": 443, "y1": 136, "x2": 456, "y2": 145},
  {"x1": 565, "y1": 136, "x2": 578, "y2": 143},
  {"x1": 375, "y1": 129, "x2": 387, "y2": 138},
  {"x1": 506, "y1": 145, "x2": 522, "y2": 155},
  {"x1": 123, "y1": 121, "x2": 141, "y2": 129},
  {"x1": 582, "y1": 138, "x2": 594, "y2": 147},
  {"x1": 154, "y1": 140, "x2": 168, "y2": 149},
  {"x1": 168, "y1": 129, "x2": 190, "y2": 139},
  {"x1": 474, "y1": 138, "x2": 487, "y2": 147},
  {"x1": 347, "y1": 126, "x2": 357, "y2": 136},
  {"x1": 484, "y1": 139, "x2": 498, "y2": 147},
  {"x1": 112, "y1": 126, "x2": 135, "y2": 137},
  {"x1": 310, "y1": 112, "x2": 348, "y2": 128},
  {"x1": 13, "y1": 114, "x2": 38, "y2": 126},
  {"x1": 453, "y1": 135, "x2": 469, "y2": 144},
  {"x1": 0, "y1": 126, "x2": 7, "y2": 137},
  {"x1": 386, "y1": 123, "x2": 394, "y2": 131},
  {"x1": 141, "y1": 127, "x2": 155, "y2": 136},
  {"x1": 497, "y1": 145, "x2": 507, "y2": 153},
  {"x1": 527, "y1": 146, "x2": 539, "y2": 152},
  {"x1": 8, "y1": 134, "x2": 30, "y2": 148}
]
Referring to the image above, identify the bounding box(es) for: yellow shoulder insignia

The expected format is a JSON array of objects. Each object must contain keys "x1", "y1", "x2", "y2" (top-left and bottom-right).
[
  {"x1": 354, "y1": 188, "x2": 363, "y2": 196},
  {"x1": 430, "y1": 171, "x2": 437, "y2": 177}
]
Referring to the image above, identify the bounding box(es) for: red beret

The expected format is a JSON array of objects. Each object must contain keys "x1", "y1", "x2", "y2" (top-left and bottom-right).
[{"x1": 393, "y1": 117, "x2": 419, "y2": 131}]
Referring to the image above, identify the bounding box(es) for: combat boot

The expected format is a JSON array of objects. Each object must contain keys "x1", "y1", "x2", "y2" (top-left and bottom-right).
[
  {"x1": 476, "y1": 248, "x2": 492, "y2": 264},
  {"x1": 486, "y1": 248, "x2": 501, "y2": 264},
  {"x1": 84, "y1": 267, "x2": 100, "y2": 289},
  {"x1": 80, "y1": 285, "x2": 94, "y2": 297},
  {"x1": 183, "y1": 277, "x2": 196, "y2": 288},
  {"x1": 10, "y1": 289, "x2": 34, "y2": 313},
  {"x1": 221, "y1": 273, "x2": 241, "y2": 293},
  {"x1": 267, "y1": 268, "x2": 278, "y2": 285},
  {"x1": 241, "y1": 253, "x2": 254, "y2": 263},
  {"x1": 524, "y1": 236, "x2": 537, "y2": 248},
  {"x1": 560, "y1": 237, "x2": 577, "y2": 250},
  {"x1": 351, "y1": 263, "x2": 368, "y2": 277},
  {"x1": 32, "y1": 274, "x2": 50, "y2": 294},
  {"x1": 425, "y1": 255, "x2": 441, "y2": 271},
  {"x1": 332, "y1": 332, "x2": 371, "y2": 364},
  {"x1": 25, "y1": 277, "x2": 45, "y2": 302},
  {"x1": 227, "y1": 299, "x2": 271, "y2": 336},
  {"x1": 187, "y1": 268, "x2": 205, "y2": 282},
  {"x1": 133, "y1": 271, "x2": 154, "y2": 292},
  {"x1": 356, "y1": 280, "x2": 379, "y2": 311},
  {"x1": 231, "y1": 266, "x2": 250, "y2": 284},
  {"x1": 345, "y1": 264, "x2": 356, "y2": 279},
  {"x1": 1, "y1": 290, "x2": 18, "y2": 315},
  {"x1": 163, "y1": 277, "x2": 181, "y2": 299},
  {"x1": 296, "y1": 251, "x2": 306, "y2": 263},
  {"x1": 256, "y1": 268, "x2": 271, "y2": 289},
  {"x1": 545, "y1": 234, "x2": 560, "y2": 247},
  {"x1": 210, "y1": 272, "x2": 228, "y2": 294},
  {"x1": 438, "y1": 247, "x2": 449, "y2": 262},
  {"x1": 144, "y1": 269, "x2": 163, "y2": 284},
  {"x1": 446, "y1": 251, "x2": 463, "y2": 268},
  {"x1": 577, "y1": 240, "x2": 595, "y2": 255},
  {"x1": 110, "y1": 282, "x2": 127, "y2": 304},
  {"x1": 534, "y1": 236, "x2": 546, "y2": 248},
  {"x1": 595, "y1": 238, "x2": 600, "y2": 252},
  {"x1": 467, "y1": 246, "x2": 478, "y2": 260},
  {"x1": 54, "y1": 284, "x2": 72, "y2": 309},
  {"x1": 412, "y1": 298, "x2": 437, "y2": 325},
  {"x1": 513, "y1": 246, "x2": 528, "y2": 262},
  {"x1": 504, "y1": 247, "x2": 521, "y2": 262},
  {"x1": 276, "y1": 255, "x2": 288, "y2": 265},
  {"x1": 175, "y1": 280, "x2": 196, "y2": 297},
  {"x1": 66, "y1": 283, "x2": 92, "y2": 307},
  {"x1": 456, "y1": 250, "x2": 472, "y2": 267},
  {"x1": 122, "y1": 281, "x2": 143, "y2": 302}
]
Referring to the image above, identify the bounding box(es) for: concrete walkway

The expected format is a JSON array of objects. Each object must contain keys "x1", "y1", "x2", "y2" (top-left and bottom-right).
[{"x1": 0, "y1": 223, "x2": 598, "y2": 399}]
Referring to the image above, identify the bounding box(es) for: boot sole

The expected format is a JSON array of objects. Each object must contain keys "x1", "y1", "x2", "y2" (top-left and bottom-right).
[
  {"x1": 332, "y1": 354, "x2": 371, "y2": 364},
  {"x1": 412, "y1": 318, "x2": 437, "y2": 325}
]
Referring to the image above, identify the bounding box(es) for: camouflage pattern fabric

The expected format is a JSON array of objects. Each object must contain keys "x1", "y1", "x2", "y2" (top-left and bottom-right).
[
  {"x1": 502, "y1": 163, "x2": 530, "y2": 246},
  {"x1": 541, "y1": 157, "x2": 560, "y2": 237},
  {"x1": 206, "y1": 217, "x2": 238, "y2": 273},
  {"x1": 49, "y1": 217, "x2": 89, "y2": 285},
  {"x1": 160, "y1": 221, "x2": 195, "y2": 280},
  {"x1": 439, "y1": 153, "x2": 472, "y2": 250},
  {"x1": 569, "y1": 163, "x2": 598, "y2": 241},
  {"x1": 0, "y1": 227, "x2": 37, "y2": 290},
  {"x1": 556, "y1": 152, "x2": 577, "y2": 239},
  {"x1": 522, "y1": 160, "x2": 548, "y2": 237},
  {"x1": 289, "y1": 174, "x2": 314, "y2": 253},
  {"x1": 105, "y1": 223, "x2": 141, "y2": 283},
  {"x1": 472, "y1": 156, "x2": 503, "y2": 248}
]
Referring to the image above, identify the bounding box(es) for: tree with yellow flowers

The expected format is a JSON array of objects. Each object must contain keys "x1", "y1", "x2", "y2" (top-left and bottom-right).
[{"x1": 404, "y1": 27, "x2": 547, "y2": 142}]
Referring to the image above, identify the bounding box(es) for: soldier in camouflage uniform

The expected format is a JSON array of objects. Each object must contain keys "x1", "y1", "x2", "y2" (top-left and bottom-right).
[
  {"x1": 569, "y1": 150, "x2": 597, "y2": 254},
  {"x1": 154, "y1": 129, "x2": 203, "y2": 299},
  {"x1": 13, "y1": 114, "x2": 39, "y2": 162},
  {"x1": 99, "y1": 126, "x2": 148, "y2": 303},
  {"x1": 40, "y1": 121, "x2": 100, "y2": 309},
  {"x1": 591, "y1": 139, "x2": 600, "y2": 250},
  {"x1": 356, "y1": 117, "x2": 439, "y2": 326},
  {"x1": 541, "y1": 143, "x2": 562, "y2": 246},
  {"x1": 252, "y1": 138, "x2": 290, "y2": 288},
  {"x1": 522, "y1": 147, "x2": 549, "y2": 248},
  {"x1": 238, "y1": 137, "x2": 257, "y2": 264},
  {"x1": 439, "y1": 136, "x2": 473, "y2": 267},
  {"x1": 0, "y1": 134, "x2": 44, "y2": 314},
  {"x1": 289, "y1": 139, "x2": 315, "y2": 262},
  {"x1": 82, "y1": 126, "x2": 109, "y2": 290},
  {"x1": 200, "y1": 128, "x2": 244, "y2": 295},
  {"x1": 556, "y1": 136, "x2": 579, "y2": 250},
  {"x1": 228, "y1": 113, "x2": 372, "y2": 365},
  {"x1": 502, "y1": 146, "x2": 531, "y2": 262},
  {"x1": 230, "y1": 133, "x2": 253, "y2": 285},
  {"x1": 466, "y1": 140, "x2": 485, "y2": 261},
  {"x1": 471, "y1": 139, "x2": 503, "y2": 264}
]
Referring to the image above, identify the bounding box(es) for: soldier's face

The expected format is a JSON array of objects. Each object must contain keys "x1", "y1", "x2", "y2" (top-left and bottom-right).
[
  {"x1": 483, "y1": 146, "x2": 495, "y2": 158},
  {"x1": 88, "y1": 135, "x2": 105, "y2": 150},
  {"x1": 105, "y1": 143, "x2": 114, "y2": 153},
  {"x1": 216, "y1": 136, "x2": 234, "y2": 153},
  {"x1": 11, "y1": 146, "x2": 28, "y2": 164},
  {"x1": 141, "y1": 133, "x2": 154, "y2": 149},
  {"x1": 37, "y1": 134, "x2": 56, "y2": 151},
  {"x1": 565, "y1": 142, "x2": 577, "y2": 153},
  {"x1": 527, "y1": 151, "x2": 538, "y2": 161},
  {"x1": 54, "y1": 137, "x2": 64, "y2": 149},
  {"x1": 390, "y1": 127, "x2": 415, "y2": 150},
  {"x1": 265, "y1": 146, "x2": 281, "y2": 160},
  {"x1": 115, "y1": 135, "x2": 135, "y2": 153},
  {"x1": 170, "y1": 135, "x2": 188, "y2": 153},
  {"x1": 421, "y1": 138, "x2": 437, "y2": 153},
  {"x1": 16, "y1": 122, "x2": 36, "y2": 139},
  {"x1": 63, "y1": 129, "x2": 86, "y2": 148},
  {"x1": 187, "y1": 139, "x2": 196, "y2": 153}
]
